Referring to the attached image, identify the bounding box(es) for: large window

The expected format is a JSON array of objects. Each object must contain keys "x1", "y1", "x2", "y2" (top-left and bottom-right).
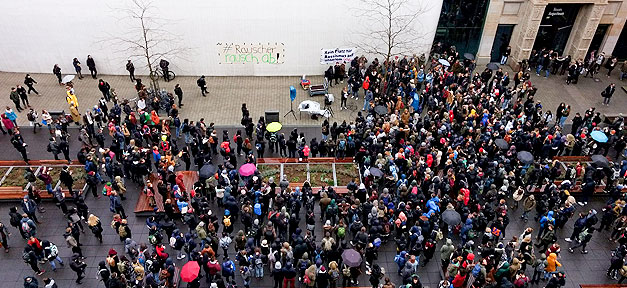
[{"x1": 432, "y1": 0, "x2": 490, "y2": 56}]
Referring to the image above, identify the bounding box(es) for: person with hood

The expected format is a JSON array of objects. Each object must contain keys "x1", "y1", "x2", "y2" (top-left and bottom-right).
[
  {"x1": 23, "y1": 246, "x2": 45, "y2": 275},
  {"x1": 69, "y1": 253, "x2": 87, "y2": 284},
  {"x1": 23, "y1": 276, "x2": 38, "y2": 288},
  {"x1": 440, "y1": 238, "x2": 455, "y2": 271},
  {"x1": 545, "y1": 252, "x2": 561, "y2": 279},
  {"x1": 97, "y1": 260, "x2": 111, "y2": 284},
  {"x1": 282, "y1": 262, "x2": 297, "y2": 288},
  {"x1": 537, "y1": 211, "x2": 555, "y2": 240},
  {"x1": 42, "y1": 240, "x2": 64, "y2": 271},
  {"x1": 317, "y1": 265, "x2": 329, "y2": 288}
]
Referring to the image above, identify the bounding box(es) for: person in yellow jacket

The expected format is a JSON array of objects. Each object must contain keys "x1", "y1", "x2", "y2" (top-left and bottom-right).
[
  {"x1": 69, "y1": 103, "x2": 81, "y2": 125},
  {"x1": 545, "y1": 252, "x2": 561, "y2": 279},
  {"x1": 66, "y1": 89, "x2": 78, "y2": 108}
]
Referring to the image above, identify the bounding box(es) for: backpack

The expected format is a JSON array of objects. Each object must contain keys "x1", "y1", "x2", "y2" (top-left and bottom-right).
[
  {"x1": 338, "y1": 140, "x2": 346, "y2": 150},
  {"x1": 342, "y1": 265, "x2": 351, "y2": 277},
  {"x1": 49, "y1": 243, "x2": 59, "y2": 257},
  {"x1": 23, "y1": 251, "x2": 31, "y2": 263},
  {"x1": 27, "y1": 112, "x2": 35, "y2": 121},
  {"x1": 169, "y1": 236, "x2": 177, "y2": 248},
  {"x1": 148, "y1": 234, "x2": 158, "y2": 245},
  {"x1": 578, "y1": 228, "x2": 589, "y2": 241},
  {"x1": 223, "y1": 216, "x2": 232, "y2": 227},
  {"x1": 21, "y1": 221, "x2": 31, "y2": 233},
  {"x1": 223, "y1": 261, "x2": 234, "y2": 274},
  {"x1": 472, "y1": 263, "x2": 482, "y2": 277},
  {"x1": 337, "y1": 226, "x2": 346, "y2": 238},
  {"x1": 118, "y1": 225, "x2": 128, "y2": 238}
]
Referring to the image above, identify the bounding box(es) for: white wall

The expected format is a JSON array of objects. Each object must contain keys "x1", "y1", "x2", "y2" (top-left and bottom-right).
[{"x1": 0, "y1": 0, "x2": 442, "y2": 76}]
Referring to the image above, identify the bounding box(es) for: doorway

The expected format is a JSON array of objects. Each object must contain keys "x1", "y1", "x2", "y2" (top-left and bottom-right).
[
  {"x1": 490, "y1": 24, "x2": 515, "y2": 62},
  {"x1": 587, "y1": 24, "x2": 610, "y2": 57},
  {"x1": 533, "y1": 4, "x2": 581, "y2": 54}
]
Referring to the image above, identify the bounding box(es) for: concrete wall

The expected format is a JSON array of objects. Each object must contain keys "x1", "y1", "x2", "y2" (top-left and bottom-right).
[{"x1": 0, "y1": 0, "x2": 442, "y2": 76}]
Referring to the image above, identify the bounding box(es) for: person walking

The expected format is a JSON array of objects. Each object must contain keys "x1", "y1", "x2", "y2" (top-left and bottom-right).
[
  {"x1": 27, "y1": 109, "x2": 42, "y2": 133},
  {"x1": 568, "y1": 224, "x2": 594, "y2": 253},
  {"x1": 88, "y1": 214, "x2": 103, "y2": 243},
  {"x1": 110, "y1": 191, "x2": 126, "y2": 218},
  {"x1": 69, "y1": 253, "x2": 87, "y2": 284},
  {"x1": 73, "y1": 58, "x2": 84, "y2": 79},
  {"x1": 23, "y1": 276, "x2": 39, "y2": 288},
  {"x1": 23, "y1": 246, "x2": 45, "y2": 275},
  {"x1": 53, "y1": 64, "x2": 62, "y2": 85},
  {"x1": 126, "y1": 60, "x2": 135, "y2": 81},
  {"x1": 42, "y1": 240, "x2": 64, "y2": 271},
  {"x1": 98, "y1": 79, "x2": 111, "y2": 101},
  {"x1": 86, "y1": 55, "x2": 97, "y2": 79},
  {"x1": 24, "y1": 74, "x2": 39, "y2": 95},
  {"x1": 197, "y1": 75, "x2": 209, "y2": 96},
  {"x1": 602, "y1": 83, "x2": 616, "y2": 105},
  {"x1": 12, "y1": 130, "x2": 29, "y2": 164},
  {"x1": 174, "y1": 84, "x2": 183, "y2": 106},
  {"x1": 10, "y1": 88, "x2": 23, "y2": 112}
]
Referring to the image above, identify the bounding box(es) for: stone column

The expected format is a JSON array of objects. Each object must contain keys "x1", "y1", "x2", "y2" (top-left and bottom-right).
[
  {"x1": 601, "y1": 3, "x2": 627, "y2": 55},
  {"x1": 477, "y1": 0, "x2": 505, "y2": 64},
  {"x1": 508, "y1": 1, "x2": 547, "y2": 69},
  {"x1": 564, "y1": 4, "x2": 606, "y2": 61}
]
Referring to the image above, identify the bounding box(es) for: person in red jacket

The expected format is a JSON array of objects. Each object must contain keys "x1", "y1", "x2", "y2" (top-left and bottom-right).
[{"x1": 207, "y1": 257, "x2": 221, "y2": 282}]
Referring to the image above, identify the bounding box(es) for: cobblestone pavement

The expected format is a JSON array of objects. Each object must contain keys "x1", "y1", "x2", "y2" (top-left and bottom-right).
[{"x1": 0, "y1": 67, "x2": 625, "y2": 128}]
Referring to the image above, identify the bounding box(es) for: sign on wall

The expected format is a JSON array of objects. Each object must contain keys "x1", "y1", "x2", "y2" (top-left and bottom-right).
[
  {"x1": 320, "y1": 48, "x2": 356, "y2": 64},
  {"x1": 217, "y1": 42, "x2": 284, "y2": 64}
]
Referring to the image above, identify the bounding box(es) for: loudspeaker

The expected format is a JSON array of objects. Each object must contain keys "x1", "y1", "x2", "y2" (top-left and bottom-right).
[{"x1": 265, "y1": 110, "x2": 280, "y2": 123}]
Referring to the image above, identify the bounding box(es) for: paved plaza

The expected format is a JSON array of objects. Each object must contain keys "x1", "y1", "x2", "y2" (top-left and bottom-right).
[{"x1": 1, "y1": 67, "x2": 625, "y2": 128}]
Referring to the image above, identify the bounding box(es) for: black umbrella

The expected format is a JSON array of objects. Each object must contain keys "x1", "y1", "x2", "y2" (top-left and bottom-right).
[
  {"x1": 374, "y1": 105, "x2": 387, "y2": 115},
  {"x1": 442, "y1": 209, "x2": 462, "y2": 226},
  {"x1": 369, "y1": 167, "x2": 384, "y2": 177},
  {"x1": 341, "y1": 249, "x2": 362, "y2": 267},
  {"x1": 199, "y1": 164, "x2": 217, "y2": 179},
  {"x1": 495, "y1": 139, "x2": 508, "y2": 150},
  {"x1": 487, "y1": 63, "x2": 499, "y2": 70},
  {"x1": 464, "y1": 53, "x2": 475, "y2": 60},
  {"x1": 517, "y1": 151, "x2": 534, "y2": 165},
  {"x1": 591, "y1": 155, "x2": 610, "y2": 168}
]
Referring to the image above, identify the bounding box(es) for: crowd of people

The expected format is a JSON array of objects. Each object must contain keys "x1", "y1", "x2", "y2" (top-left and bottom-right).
[{"x1": 0, "y1": 46, "x2": 626, "y2": 288}]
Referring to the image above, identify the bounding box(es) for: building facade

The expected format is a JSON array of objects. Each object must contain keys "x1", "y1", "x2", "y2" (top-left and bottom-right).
[
  {"x1": 474, "y1": 0, "x2": 627, "y2": 66},
  {"x1": 0, "y1": 0, "x2": 442, "y2": 76}
]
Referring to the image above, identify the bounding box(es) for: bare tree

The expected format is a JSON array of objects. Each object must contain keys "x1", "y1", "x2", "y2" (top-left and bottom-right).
[
  {"x1": 353, "y1": 0, "x2": 433, "y2": 75},
  {"x1": 107, "y1": 0, "x2": 187, "y2": 90}
]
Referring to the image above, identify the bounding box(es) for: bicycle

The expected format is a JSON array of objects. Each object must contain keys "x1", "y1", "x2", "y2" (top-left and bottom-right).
[{"x1": 150, "y1": 66, "x2": 176, "y2": 81}]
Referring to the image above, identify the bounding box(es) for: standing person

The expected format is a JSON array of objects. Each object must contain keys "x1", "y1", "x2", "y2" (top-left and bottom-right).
[
  {"x1": 86, "y1": 55, "x2": 97, "y2": 79},
  {"x1": 24, "y1": 74, "x2": 39, "y2": 95},
  {"x1": 174, "y1": 84, "x2": 183, "y2": 106},
  {"x1": 69, "y1": 254, "x2": 87, "y2": 284},
  {"x1": 340, "y1": 86, "x2": 348, "y2": 110},
  {"x1": 16, "y1": 85, "x2": 30, "y2": 108},
  {"x1": 10, "y1": 88, "x2": 23, "y2": 112},
  {"x1": 0, "y1": 222, "x2": 10, "y2": 253},
  {"x1": 59, "y1": 166, "x2": 74, "y2": 194},
  {"x1": 126, "y1": 59, "x2": 136, "y2": 81},
  {"x1": 58, "y1": 136, "x2": 71, "y2": 164},
  {"x1": 11, "y1": 130, "x2": 29, "y2": 164},
  {"x1": 197, "y1": 75, "x2": 209, "y2": 97},
  {"x1": 606, "y1": 56, "x2": 618, "y2": 77},
  {"x1": 602, "y1": 83, "x2": 616, "y2": 105},
  {"x1": 23, "y1": 276, "x2": 39, "y2": 288},
  {"x1": 53, "y1": 64, "x2": 62, "y2": 85},
  {"x1": 159, "y1": 59, "x2": 170, "y2": 81},
  {"x1": 73, "y1": 58, "x2": 84, "y2": 79},
  {"x1": 98, "y1": 79, "x2": 111, "y2": 101},
  {"x1": 501, "y1": 45, "x2": 511, "y2": 65},
  {"x1": 43, "y1": 278, "x2": 57, "y2": 288},
  {"x1": 110, "y1": 191, "x2": 126, "y2": 218}
]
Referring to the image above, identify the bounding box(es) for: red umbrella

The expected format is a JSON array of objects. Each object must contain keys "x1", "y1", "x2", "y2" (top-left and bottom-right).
[{"x1": 180, "y1": 261, "x2": 200, "y2": 282}]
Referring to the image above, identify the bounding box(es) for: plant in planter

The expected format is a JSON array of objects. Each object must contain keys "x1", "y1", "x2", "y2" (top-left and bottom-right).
[
  {"x1": 335, "y1": 163, "x2": 360, "y2": 186},
  {"x1": 1, "y1": 167, "x2": 31, "y2": 188},
  {"x1": 257, "y1": 164, "x2": 281, "y2": 181},
  {"x1": 309, "y1": 164, "x2": 335, "y2": 187}
]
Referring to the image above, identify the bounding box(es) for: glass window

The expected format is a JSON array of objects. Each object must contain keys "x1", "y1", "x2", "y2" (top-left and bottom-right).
[{"x1": 432, "y1": 0, "x2": 490, "y2": 56}]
